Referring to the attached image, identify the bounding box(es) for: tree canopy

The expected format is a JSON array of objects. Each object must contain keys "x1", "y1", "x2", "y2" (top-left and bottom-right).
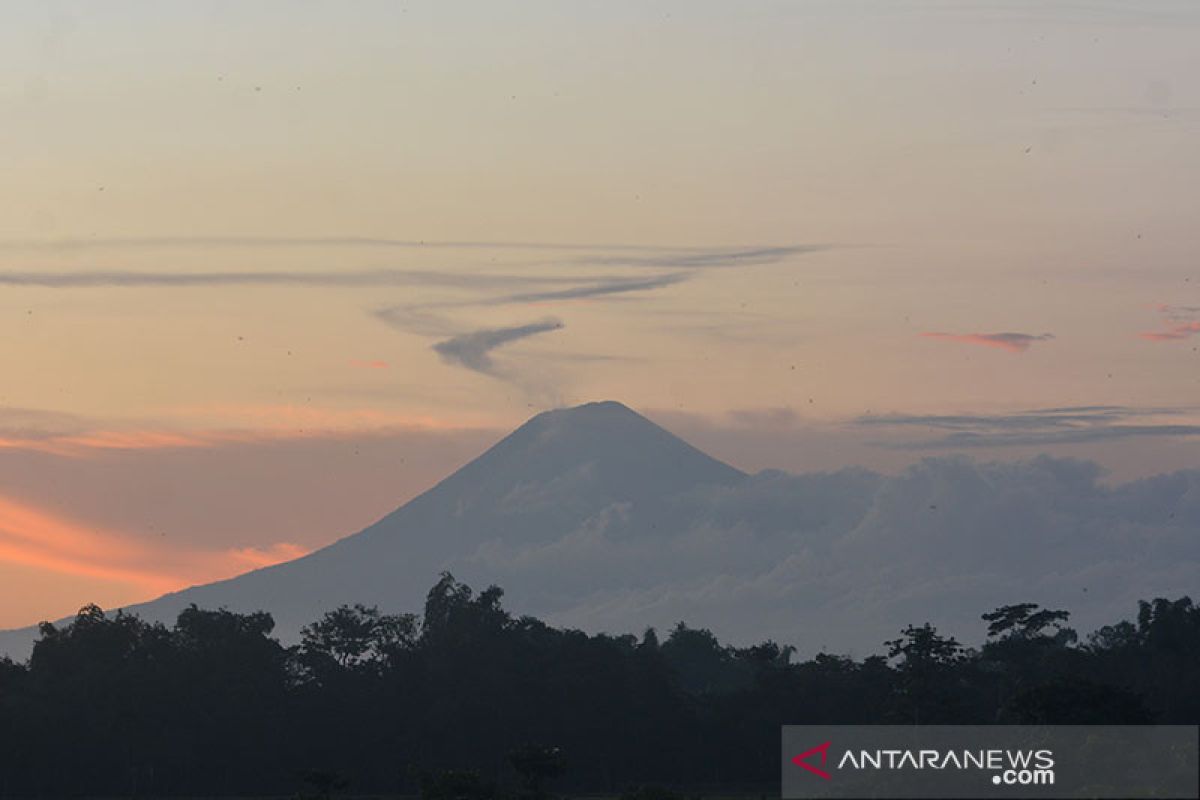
[{"x1": 0, "y1": 575, "x2": 1195, "y2": 797}]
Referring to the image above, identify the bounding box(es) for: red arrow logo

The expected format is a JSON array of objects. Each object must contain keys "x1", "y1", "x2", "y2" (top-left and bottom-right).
[{"x1": 791, "y1": 741, "x2": 832, "y2": 780}]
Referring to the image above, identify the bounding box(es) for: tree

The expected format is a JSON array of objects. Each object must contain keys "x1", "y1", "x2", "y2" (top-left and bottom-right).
[
  {"x1": 298, "y1": 768, "x2": 350, "y2": 800},
  {"x1": 3, "y1": 580, "x2": 1196, "y2": 796},
  {"x1": 509, "y1": 745, "x2": 566, "y2": 800},
  {"x1": 421, "y1": 572, "x2": 511, "y2": 648},
  {"x1": 300, "y1": 604, "x2": 418, "y2": 677},
  {"x1": 1087, "y1": 620, "x2": 1139, "y2": 651},
  {"x1": 661, "y1": 622, "x2": 747, "y2": 694},
  {"x1": 1137, "y1": 597, "x2": 1199, "y2": 657},
  {"x1": 885, "y1": 623, "x2": 966, "y2": 723},
  {"x1": 886, "y1": 623, "x2": 964, "y2": 670},
  {"x1": 1007, "y1": 677, "x2": 1151, "y2": 723},
  {"x1": 418, "y1": 769, "x2": 498, "y2": 800},
  {"x1": 982, "y1": 603, "x2": 1076, "y2": 645}
]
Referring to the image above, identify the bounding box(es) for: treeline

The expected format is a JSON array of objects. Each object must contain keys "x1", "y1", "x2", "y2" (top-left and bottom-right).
[{"x1": 0, "y1": 574, "x2": 1197, "y2": 798}]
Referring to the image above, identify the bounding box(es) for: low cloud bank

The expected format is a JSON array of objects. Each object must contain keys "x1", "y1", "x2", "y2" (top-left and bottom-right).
[{"x1": 454, "y1": 455, "x2": 1199, "y2": 656}]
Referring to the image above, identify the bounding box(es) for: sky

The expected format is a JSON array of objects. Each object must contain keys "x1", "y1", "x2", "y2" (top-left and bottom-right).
[{"x1": 1, "y1": 0, "x2": 1198, "y2": 629}]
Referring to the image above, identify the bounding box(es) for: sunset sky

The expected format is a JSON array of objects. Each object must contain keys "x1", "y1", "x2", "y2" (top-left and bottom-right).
[{"x1": 2, "y1": 1, "x2": 1199, "y2": 628}]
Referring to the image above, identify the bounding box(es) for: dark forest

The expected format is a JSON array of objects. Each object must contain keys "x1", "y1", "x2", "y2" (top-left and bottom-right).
[{"x1": 1, "y1": 574, "x2": 1197, "y2": 798}]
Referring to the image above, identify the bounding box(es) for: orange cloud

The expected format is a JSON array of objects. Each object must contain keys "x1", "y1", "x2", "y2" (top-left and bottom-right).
[
  {"x1": 1140, "y1": 322, "x2": 1200, "y2": 342},
  {"x1": 0, "y1": 430, "x2": 235, "y2": 457},
  {"x1": 921, "y1": 332, "x2": 1054, "y2": 353},
  {"x1": 349, "y1": 359, "x2": 390, "y2": 369},
  {"x1": 0, "y1": 494, "x2": 309, "y2": 616},
  {"x1": 0, "y1": 405, "x2": 488, "y2": 458},
  {"x1": 226, "y1": 542, "x2": 310, "y2": 569},
  {"x1": 170, "y1": 403, "x2": 489, "y2": 433},
  {"x1": 0, "y1": 497, "x2": 177, "y2": 593}
]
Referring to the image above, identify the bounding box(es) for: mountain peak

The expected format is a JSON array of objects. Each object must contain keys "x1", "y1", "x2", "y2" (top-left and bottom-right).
[
  {"x1": 518, "y1": 400, "x2": 661, "y2": 437},
  {"x1": 420, "y1": 400, "x2": 739, "y2": 520},
  {"x1": 552, "y1": 399, "x2": 637, "y2": 415}
]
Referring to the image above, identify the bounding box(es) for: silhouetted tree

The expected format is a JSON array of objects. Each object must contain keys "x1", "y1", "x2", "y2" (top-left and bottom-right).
[
  {"x1": 1008, "y1": 677, "x2": 1152, "y2": 723},
  {"x1": 0, "y1": 579, "x2": 1195, "y2": 797},
  {"x1": 509, "y1": 745, "x2": 566, "y2": 800},
  {"x1": 418, "y1": 769, "x2": 499, "y2": 800},
  {"x1": 885, "y1": 623, "x2": 967, "y2": 722},
  {"x1": 982, "y1": 603, "x2": 1076, "y2": 644},
  {"x1": 298, "y1": 768, "x2": 350, "y2": 800},
  {"x1": 299, "y1": 603, "x2": 418, "y2": 679},
  {"x1": 661, "y1": 623, "x2": 748, "y2": 694}
]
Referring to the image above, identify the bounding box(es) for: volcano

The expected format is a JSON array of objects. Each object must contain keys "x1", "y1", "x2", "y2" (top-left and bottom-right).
[
  {"x1": 1, "y1": 402, "x2": 745, "y2": 656},
  {"x1": 4, "y1": 400, "x2": 1197, "y2": 660}
]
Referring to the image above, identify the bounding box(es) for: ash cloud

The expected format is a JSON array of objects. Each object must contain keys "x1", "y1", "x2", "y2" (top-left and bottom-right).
[
  {"x1": 432, "y1": 319, "x2": 565, "y2": 376},
  {"x1": 489, "y1": 273, "x2": 690, "y2": 304}
]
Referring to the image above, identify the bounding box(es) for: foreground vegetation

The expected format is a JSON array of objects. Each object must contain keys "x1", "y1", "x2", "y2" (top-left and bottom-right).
[{"x1": 0, "y1": 574, "x2": 1197, "y2": 797}]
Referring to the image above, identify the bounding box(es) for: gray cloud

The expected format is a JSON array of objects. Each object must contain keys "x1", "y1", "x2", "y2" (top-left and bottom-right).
[
  {"x1": 856, "y1": 405, "x2": 1200, "y2": 447},
  {"x1": 1158, "y1": 304, "x2": 1200, "y2": 320},
  {"x1": 856, "y1": 406, "x2": 1162, "y2": 430},
  {"x1": 0, "y1": 237, "x2": 827, "y2": 262},
  {"x1": 374, "y1": 303, "x2": 600, "y2": 399},
  {"x1": 372, "y1": 304, "x2": 572, "y2": 396},
  {"x1": 369, "y1": 271, "x2": 698, "y2": 391},
  {"x1": 490, "y1": 273, "x2": 691, "y2": 304},
  {"x1": 0, "y1": 269, "x2": 589, "y2": 290},
  {"x1": 0, "y1": 243, "x2": 825, "y2": 303},
  {"x1": 0, "y1": 236, "x2": 699, "y2": 253},
  {"x1": 455, "y1": 454, "x2": 1200, "y2": 656},
  {"x1": 355, "y1": 241, "x2": 825, "y2": 394},
  {"x1": 579, "y1": 245, "x2": 828, "y2": 270},
  {"x1": 925, "y1": 426, "x2": 1200, "y2": 447},
  {"x1": 432, "y1": 319, "x2": 565, "y2": 376},
  {"x1": 372, "y1": 305, "x2": 459, "y2": 338}
]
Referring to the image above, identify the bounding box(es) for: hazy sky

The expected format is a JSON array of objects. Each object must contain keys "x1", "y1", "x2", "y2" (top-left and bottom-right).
[{"x1": 2, "y1": 1, "x2": 1199, "y2": 627}]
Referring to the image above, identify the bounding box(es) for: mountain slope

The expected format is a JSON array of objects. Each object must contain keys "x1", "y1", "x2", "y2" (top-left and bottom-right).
[
  {"x1": 145, "y1": 400, "x2": 745, "y2": 624},
  {"x1": 1, "y1": 401, "x2": 746, "y2": 656}
]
